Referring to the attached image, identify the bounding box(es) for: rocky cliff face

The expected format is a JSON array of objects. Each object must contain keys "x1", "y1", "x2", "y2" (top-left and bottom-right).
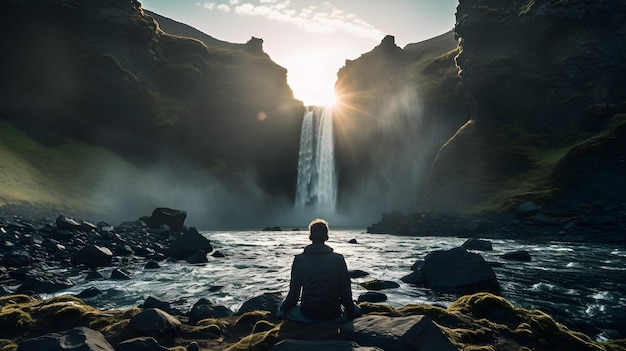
[
  {"x1": 420, "y1": 0, "x2": 626, "y2": 213},
  {"x1": 333, "y1": 32, "x2": 468, "y2": 215},
  {"x1": 0, "y1": 0, "x2": 303, "y2": 200}
]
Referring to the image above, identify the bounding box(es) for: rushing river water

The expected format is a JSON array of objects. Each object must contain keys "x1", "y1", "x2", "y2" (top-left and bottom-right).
[{"x1": 48, "y1": 230, "x2": 625, "y2": 341}]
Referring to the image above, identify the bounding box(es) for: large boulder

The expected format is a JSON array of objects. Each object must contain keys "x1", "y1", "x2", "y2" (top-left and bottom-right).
[
  {"x1": 340, "y1": 315, "x2": 457, "y2": 351},
  {"x1": 117, "y1": 337, "x2": 169, "y2": 351},
  {"x1": 129, "y1": 308, "x2": 181, "y2": 336},
  {"x1": 237, "y1": 292, "x2": 283, "y2": 316},
  {"x1": 188, "y1": 298, "x2": 234, "y2": 325},
  {"x1": 17, "y1": 276, "x2": 74, "y2": 294},
  {"x1": 168, "y1": 227, "x2": 212, "y2": 259},
  {"x1": 16, "y1": 327, "x2": 114, "y2": 351},
  {"x1": 419, "y1": 247, "x2": 500, "y2": 294},
  {"x1": 145, "y1": 208, "x2": 187, "y2": 232},
  {"x1": 272, "y1": 340, "x2": 383, "y2": 351},
  {"x1": 71, "y1": 244, "x2": 113, "y2": 268}
]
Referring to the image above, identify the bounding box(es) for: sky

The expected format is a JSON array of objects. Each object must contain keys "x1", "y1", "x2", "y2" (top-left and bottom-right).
[{"x1": 139, "y1": 0, "x2": 459, "y2": 106}]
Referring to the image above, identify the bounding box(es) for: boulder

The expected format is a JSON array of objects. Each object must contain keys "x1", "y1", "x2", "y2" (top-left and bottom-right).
[
  {"x1": 400, "y1": 270, "x2": 424, "y2": 285},
  {"x1": 359, "y1": 279, "x2": 400, "y2": 291},
  {"x1": 17, "y1": 276, "x2": 74, "y2": 293},
  {"x1": 237, "y1": 292, "x2": 283, "y2": 316},
  {"x1": 357, "y1": 292, "x2": 387, "y2": 303},
  {"x1": 188, "y1": 298, "x2": 234, "y2": 324},
  {"x1": 145, "y1": 208, "x2": 187, "y2": 231},
  {"x1": 111, "y1": 268, "x2": 131, "y2": 280},
  {"x1": 55, "y1": 214, "x2": 82, "y2": 230},
  {"x1": 501, "y1": 250, "x2": 532, "y2": 262},
  {"x1": 272, "y1": 339, "x2": 383, "y2": 351},
  {"x1": 142, "y1": 296, "x2": 172, "y2": 313},
  {"x1": 340, "y1": 315, "x2": 457, "y2": 351},
  {"x1": 420, "y1": 247, "x2": 501, "y2": 294},
  {"x1": 117, "y1": 337, "x2": 169, "y2": 351},
  {"x1": 71, "y1": 244, "x2": 113, "y2": 268},
  {"x1": 461, "y1": 238, "x2": 493, "y2": 251},
  {"x1": 144, "y1": 260, "x2": 160, "y2": 269},
  {"x1": 16, "y1": 327, "x2": 114, "y2": 351},
  {"x1": 1, "y1": 250, "x2": 32, "y2": 267},
  {"x1": 168, "y1": 227, "x2": 212, "y2": 259},
  {"x1": 129, "y1": 308, "x2": 181, "y2": 336},
  {"x1": 75, "y1": 287, "x2": 102, "y2": 299},
  {"x1": 349, "y1": 269, "x2": 369, "y2": 278},
  {"x1": 185, "y1": 250, "x2": 208, "y2": 264}
]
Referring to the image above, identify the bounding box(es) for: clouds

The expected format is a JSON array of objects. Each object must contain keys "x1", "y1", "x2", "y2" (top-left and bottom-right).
[{"x1": 196, "y1": 1, "x2": 384, "y2": 41}]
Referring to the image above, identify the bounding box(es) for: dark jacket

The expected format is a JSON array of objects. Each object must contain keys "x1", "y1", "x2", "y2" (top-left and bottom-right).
[{"x1": 283, "y1": 243, "x2": 354, "y2": 320}]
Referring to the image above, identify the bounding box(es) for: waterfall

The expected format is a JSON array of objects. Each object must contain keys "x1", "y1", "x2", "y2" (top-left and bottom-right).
[{"x1": 295, "y1": 106, "x2": 337, "y2": 211}]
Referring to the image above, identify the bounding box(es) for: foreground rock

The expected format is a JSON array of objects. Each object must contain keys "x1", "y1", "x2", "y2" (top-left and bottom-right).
[
  {"x1": 418, "y1": 247, "x2": 501, "y2": 295},
  {"x1": 1, "y1": 292, "x2": 624, "y2": 351},
  {"x1": 340, "y1": 315, "x2": 457, "y2": 351},
  {"x1": 17, "y1": 327, "x2": 114, "y2": 351}
]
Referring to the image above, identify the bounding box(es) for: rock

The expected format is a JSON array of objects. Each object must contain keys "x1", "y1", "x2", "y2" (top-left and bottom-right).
[
  {"x1": 461, "y1": 238, "x2": 493, "y2": 251},
  {"x1": 129, "y1": 308, "x2": 181, "y2": 336},
  {"x1": 237, "y1": 292, "x2": 283, "y2": 316},
  {"x1": 1, "y1": 250, "x2": 32, "y2": 267},
  {"x1": 144, "y1": 260, "x2": 160, "y2": 269},
  {"x1": 168, "y1": 227, "x2": 212, "y2": 259},
  {"x1": 501, "y1": 250, "x2": 532, "y2": 262},
  {"x1": 420, "y1": 247, "x2": 501, "y2": 294},
  {"x1": 188, "y1": 298, "x2": 234, "y2": 324},
  {"x1": 17, "y1": 276, "x2": 74, "y2": 293},
  {"x1": 186, "y1": 341, "x2": 200, "y2": 351},
  {"x1": 85, "y1": 270, "x2": 104, "y2": 280},
  {"x1": 55, "y1": 214, "x2": 82, "y2": 230},
  {"x1": 357, "y1": 291, "x2": 387, "y2": 303},
  {"x1": 145, "y1": 208, "x2": 187, "y2": 232},
  {"x1": 111, "y1": 268, "x2": 131, "y2": 280},
  {"x1": 517, "y1": 201, "x2": 540, "y2": 218},
  {"x1": 142, "y1": 296, "x2": 172, "y2": 313},
  {"x1": 115, "y1": 244, "x2": 134, "y2": 256},
  {"x1": 75, "y1": 287, "x2": 102, "y2": 299},
  {"x1": 211, "y1": 250, "x2": 225, "y2": 258},
  {"x1": 349, "y1": 269, "x2": 369, "y2": 278},
  {"x1": 359, "y1": 279, "x2": 400, "y2": 291},
  {"x1": 400, "y1": 270, "x2": 424, "y2": 285},
  {"x1": 16, "y1": 326, "x2": 114, "y2": 351},
  {"x1": 410, "y1": 260, "x2": 423, "y2": 270},
  {"x1": 272, "y1": 339, "x2": 383, "y2": 351},
  {"x1": 340, "y1": 315, "x2": 457, "y2": 351},
  {"x1": 185, "y1": 250, "x2": 208, "y2": 264},
  {"x1": 117, "y1": 337, "x2": 169, "y2": 351},
  {"x1": 348, "y1": 238, "x2": 358, "y2": 244},
  {"x1": 72, "y1": 244, "x2": 113, "y2": 268},
  {"x1": 262, "y1": 226, "x2": 282, "y2": 231}
]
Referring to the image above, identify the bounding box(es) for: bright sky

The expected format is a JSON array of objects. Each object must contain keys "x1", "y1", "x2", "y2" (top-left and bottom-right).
[{"x1": 140, "y1": 0, "x2": 459, "y2": 106}]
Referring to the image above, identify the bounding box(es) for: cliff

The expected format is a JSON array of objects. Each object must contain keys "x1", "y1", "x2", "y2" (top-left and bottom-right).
[
  {"x1": 333, "y1": 32, "x2": 469, "y2": 215},
  {"x1": 0, "y1": 0, "x2": 303, "y2": 214},
  {"x1": 419, "y1": 0, "x2": 626, "y2": 213}
]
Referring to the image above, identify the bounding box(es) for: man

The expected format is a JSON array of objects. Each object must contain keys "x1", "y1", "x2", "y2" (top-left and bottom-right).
[{"x1": 277, "y1": 218, "x2": 361, "y2": 323}]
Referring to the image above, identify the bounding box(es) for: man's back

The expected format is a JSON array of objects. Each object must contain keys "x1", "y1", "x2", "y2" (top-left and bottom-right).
[{"x1": 285, "y1": 243, "x2": 353, "y2": 320}]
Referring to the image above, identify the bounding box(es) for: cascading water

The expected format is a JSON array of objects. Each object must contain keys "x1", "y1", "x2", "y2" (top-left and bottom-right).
[{"x1": 295, "y1": 106, "x2": 336, "y2": 211}]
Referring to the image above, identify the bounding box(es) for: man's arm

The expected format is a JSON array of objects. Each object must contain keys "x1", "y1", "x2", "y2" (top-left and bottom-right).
[
  {"x1": 338, "y1": 255, "x2": 355, "y2": 318},
  {"x1": 282, "y1": 256, "x2": 301, "y2": 311}
]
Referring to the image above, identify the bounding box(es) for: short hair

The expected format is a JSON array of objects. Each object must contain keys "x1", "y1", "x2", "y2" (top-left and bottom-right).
[{"x1": 308, "y1": 218, "x2": 329, "y2": 243}]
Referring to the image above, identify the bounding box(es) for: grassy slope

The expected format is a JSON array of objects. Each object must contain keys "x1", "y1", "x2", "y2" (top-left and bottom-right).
[{"x1": 0, "y1": 120, "x2": 140, "y2": 214}]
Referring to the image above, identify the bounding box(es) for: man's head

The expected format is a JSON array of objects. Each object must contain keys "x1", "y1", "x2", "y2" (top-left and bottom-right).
[{"x1": 308, "y1": 218, "x2": 329, "y2": 244}]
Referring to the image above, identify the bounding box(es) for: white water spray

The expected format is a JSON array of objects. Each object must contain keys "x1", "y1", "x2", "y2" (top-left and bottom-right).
[{"x1": 295, "y1": 106, "x2": 337, "y2": 211}]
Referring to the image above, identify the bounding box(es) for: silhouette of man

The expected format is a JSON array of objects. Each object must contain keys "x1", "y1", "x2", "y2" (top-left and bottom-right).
[{"x1": 277, "y1": 218, "x2": 361, "y2": 323}]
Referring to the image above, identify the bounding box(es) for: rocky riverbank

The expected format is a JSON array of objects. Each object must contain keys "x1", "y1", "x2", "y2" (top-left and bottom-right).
[
  {"x1": 1, "y1": 206, "x2": 625, "y2": 350},
  {"x1": 367, "y1": 201, "x2": 626, "y2": 244}
]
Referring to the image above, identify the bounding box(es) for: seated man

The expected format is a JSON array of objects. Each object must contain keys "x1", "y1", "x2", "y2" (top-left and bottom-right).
[{"x1": 277, "y1": 218, "x2": 361, "y2": 323}]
